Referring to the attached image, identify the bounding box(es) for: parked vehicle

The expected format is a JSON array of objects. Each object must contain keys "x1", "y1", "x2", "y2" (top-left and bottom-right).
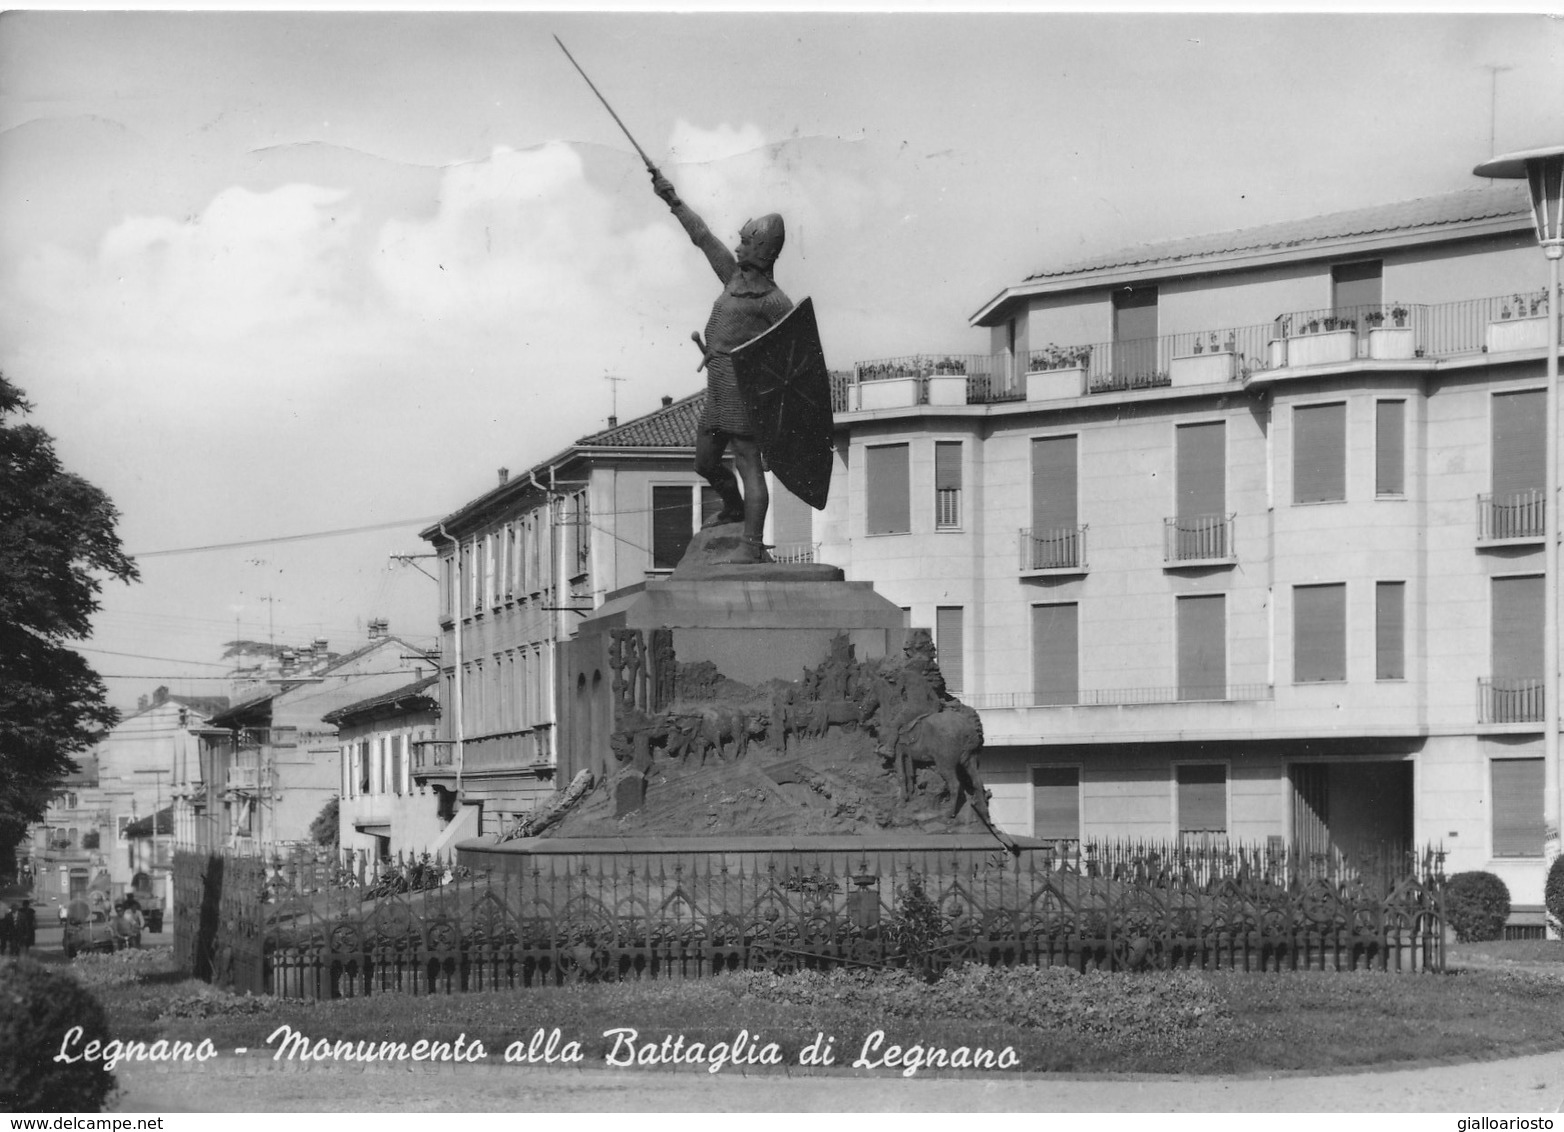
[{"x1": 62, "y1": 901, "x2": 119, "y2": 958}]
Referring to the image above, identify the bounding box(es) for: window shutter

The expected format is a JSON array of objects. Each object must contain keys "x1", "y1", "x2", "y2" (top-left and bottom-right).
[
  {"x1": 1294, "y1": 403, "x2": 1346, "y2": 503},
  {"x1": 935, "y1": 441, "x2": 962, "y2": 529},
  {"x1": 1376, "y1": 581, "x2": 1405, "y2": 680},
  {"x1": 1493, "y1": 389, "x2": 1546, "y2": 501},
  {"x1": 935, "y1": 606, "x2": 964, "y2": 695},
  {"x1": 651, "y1": 485, "x2": 694, "y2": 569},
  {"x1": 1376, "y1": 401, "x2": 1405, "y2": 496},
  {"x1": 1492, "y1": 758, "x2": 1545, "y2": 857},
  {"x1": 1493, "y1": 575, "x2": 1545, "y2": 684},
  {"x1": 1178, "y1": 764, "x2": 1227, "y2": 834},
  {"x1": 866, "y1": 444, "x2": 911, "y2": 534},
  {"x1": 1176, "y1": 421, "x2": 1226, "y2": 518},
  {"x1": 1030, "y1": 436, "x2": 1078, "y2": 533},
  {"x1": 1294, "y1": 583, "x2": 1346, "y2": 682},
  {"x1": 1177, "y1": 594, "x2": 1226, "y2": 700},
  {"x1": 771, "y1": 482, "x2": 811, "y2": 546},
  {"x1": 1032, "y1": 603, "x2": 1078, "y2": 705},
  {"x1": 1331, "y1": 260, "x2": 1382, "y2": 317},
  {"x1": 1031, "y1": 767, "x2": 1080, "y2": 840}
]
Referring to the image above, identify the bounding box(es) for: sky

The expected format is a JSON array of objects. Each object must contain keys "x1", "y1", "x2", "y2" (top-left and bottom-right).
[{"x1": 2, "y1": 9, "x2": 1563, "y2": 714}]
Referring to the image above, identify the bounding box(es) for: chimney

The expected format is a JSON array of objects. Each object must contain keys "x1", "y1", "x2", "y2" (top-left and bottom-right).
[
  {"x1": 313, "y1": 637, "x2": 328, "y2": 654},
  {"x1": 153, "y1": 686, "x2": 170, "y2": 706},
  {"x1": 661, "y1": 395, "x2": 673, "y2": 408},
  {"x1": 368, "y1": 619, "x2": 388, "y2": 640},
  {"x1": 498, "y1": 467, "x2": 509, "y2": 485},
  {"x1": 137, "y1": 695, "x2": 149, "y2": 712},
  {"x1": 606, "y1": 415, "x2": 617, "y2": 428}
]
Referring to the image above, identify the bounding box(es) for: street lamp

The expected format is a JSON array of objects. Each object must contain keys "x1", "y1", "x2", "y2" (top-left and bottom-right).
[{"x1": 1475, "y1": 145, "x2": 1564, "y2": 860}]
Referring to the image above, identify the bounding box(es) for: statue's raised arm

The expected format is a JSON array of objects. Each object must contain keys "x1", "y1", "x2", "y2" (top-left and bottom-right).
[{"x1": 652, "y1": 171, "x2": 737, "y2": 286}]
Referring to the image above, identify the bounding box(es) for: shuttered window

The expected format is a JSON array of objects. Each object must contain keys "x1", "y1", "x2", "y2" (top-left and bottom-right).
[
  {"x1": 866, "y1": 443, "x2": 911, "y2": 534},
  {"x1": 1032, "y1": 603, "x2": 1078, "y2": 706},
  {"x1": 1294, "y1": 583, "x2": 1346, "y2": 682},
  {"x1": 1031, "y1": 767, "x2": 1080, "y2": 840},
  {"x1": 1493, "y1": 389, "x2": 1545, "y2": 504},
  {"x1": 770, "y1": 482, "x2": 811, "y2": 547},
  {"x1": 1177, "y1": 594, "x2": 1226, "y2": 701},
  {"x1": 1178, "y1": 764, "x2": 1227, "y2": 834},
  {"x1": 1113, "y1": 286, "x2": 1158, "y2": 381},
  {"x1": 1031, "y1": 435, "x2": 1078, "y2": 534},
  {"x1": 651, "y1": 485, "x2": 694, "y2": 569},
  {"x1": 1294, "y1": 402, "x2": 1346, "y2": 503},
  {"x1": 1376, "y1": 581, "x2": 1406, "y2": 680},
  {"x1": 1493, "y1": 575, "x2": 1545, "y2": 685},
  {"x1": 935, "y1": 441, "x2": 962, "y2": 529},
  {"x1": 1176, "y1": 421, "x2": 1226, "y2": 517},
  {"x1": 1492, "y1": 758, "x2": 1545, "y2": 858},
  {"x1": 1331, "y1": 260, "x2": 1382, "y2": 318},
  {"x1": 1376, "y1": 400, "x2": 1405, "y2": 496},
  {"x1": 936, "y1": 606, "x2": 964, "y2": 694}
]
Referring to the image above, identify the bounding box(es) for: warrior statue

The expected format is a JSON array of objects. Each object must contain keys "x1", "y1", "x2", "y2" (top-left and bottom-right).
[{"x1": 651, "y1": 170, "x2": 792, "y2": 564}]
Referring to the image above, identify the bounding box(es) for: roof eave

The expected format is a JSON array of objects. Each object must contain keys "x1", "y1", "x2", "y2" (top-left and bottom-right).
[{"x1": 970, "y1": 212, "x2": 1533, "y2": 328}]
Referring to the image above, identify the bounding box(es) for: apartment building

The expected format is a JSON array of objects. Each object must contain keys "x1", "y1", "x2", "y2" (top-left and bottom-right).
[
  {"x1": 326, "y1": 675, "x2": 445, "y2": 859},
  {"x1": 824, "y1": 182, "x2": 1559, "y2": 911}
]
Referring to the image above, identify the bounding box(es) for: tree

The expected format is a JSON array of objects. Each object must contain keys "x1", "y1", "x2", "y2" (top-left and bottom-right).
[{"x1": 0, "y1": 375, "x2": 137, "y2": 860}]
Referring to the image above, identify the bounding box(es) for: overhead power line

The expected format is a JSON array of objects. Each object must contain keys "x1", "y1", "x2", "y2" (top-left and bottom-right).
[{"x1": 129, "y1": 516, "x2": 447, "y2": 558}]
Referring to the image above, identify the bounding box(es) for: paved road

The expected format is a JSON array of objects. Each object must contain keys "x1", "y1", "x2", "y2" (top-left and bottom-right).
[{"x1": 112, "y1": 1048, "x2": 1564, "y2": 1112}]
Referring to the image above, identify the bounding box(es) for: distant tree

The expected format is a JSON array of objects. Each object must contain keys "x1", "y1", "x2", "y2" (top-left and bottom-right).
[
  {"x1": 310, "y1": 796, "x2": 340, "y2": 848},
  {"x1": 0, "y1": 375, "x2": 137, "y2": 861}
]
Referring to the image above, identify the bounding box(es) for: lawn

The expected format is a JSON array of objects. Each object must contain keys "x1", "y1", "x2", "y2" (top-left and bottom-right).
[{"x1": 64, "y1": 946, "x2": 1564, "y2": 1076}]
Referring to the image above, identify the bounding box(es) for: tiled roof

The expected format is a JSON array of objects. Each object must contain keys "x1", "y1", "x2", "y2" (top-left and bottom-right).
[
  {"x1": 576, "y1": 391, "x2": 704, "y2": 448},
  {"x1": 1025, "y1": 184, "x2": 1532, "y2": 282},
  {"x1": 321, "y1": 674, "x2": 440, "y2": 725}
]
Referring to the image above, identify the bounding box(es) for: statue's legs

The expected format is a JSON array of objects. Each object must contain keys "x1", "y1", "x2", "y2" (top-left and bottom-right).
[
  {"x1": 729, "y1": 436, "x2": 770, "y2": 547},
  {"x1": 694, "y1": 428, "x2": 745, "y2": 524}
]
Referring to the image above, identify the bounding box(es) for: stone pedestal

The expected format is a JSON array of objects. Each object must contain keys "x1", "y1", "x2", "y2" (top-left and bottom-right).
[{"x1": 555, "y1": 537, "x2": 906, "y2": 786}]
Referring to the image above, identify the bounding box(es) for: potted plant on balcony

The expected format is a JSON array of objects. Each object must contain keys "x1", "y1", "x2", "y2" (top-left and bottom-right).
[
  {"x1": 927, "y1": 356, "x2": 969, "y2": 406},
  {"x1": 1026, "y1": 344, "x2": 1090, "y2": 401},
  {"x1": 1171, "y1": 329, "x2": 1237, "y2": 387},
  {"x1": 853, "y1": 359, "x2": 922, "y2": 411},
  {"x1": 1367, "y1": 303, "x2": 1416, "y2": 360},
  {"x1": 1486, "y1": 290, "x2": 1557, "y2": 354},
  {"x1": 1286, "y1": 311, "x2": 1357, "y2": 366}
]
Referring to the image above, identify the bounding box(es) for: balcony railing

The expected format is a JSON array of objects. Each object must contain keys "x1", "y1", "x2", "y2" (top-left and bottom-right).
[
  {"x1": 226, "y1": 766, "x2": 260, "y2": 791},
  {"x1": 413, "y1": 741, "x2": 456, "y2": 771},
  {"x1": 1020, "y1": 525, "x2": 1086, "y2": 571},
  {"x1": 1479, "y1": 677, "x2": 1545, "y2": 724},
  {"x1": 1165, "y1": 513, "x2": 1233, "y2": 561},
  {"x1": 966, "y1": 684, "x2": 1274, "y2": 709},
  {"x1": 1478, "y1": 490, "x2": 1546, "y2": 541},
  {"x1": 844, "y1": 292, "x2": 1558, "y2": 413}
]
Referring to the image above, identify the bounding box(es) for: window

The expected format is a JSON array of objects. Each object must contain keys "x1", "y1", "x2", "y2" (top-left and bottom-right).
[
  {"x1": 1028, "y1": 435, "x2": 1080, "y2": 568},
  {"x1": 1177, "y1": 764, "x2": 1227, "y2": 835},
  {"x1": 1492, "y1": 575, "x2": 1544, "y2": 720},
  {"x1": 1032, "y1": 603, "x2": 1078, "y2": 706},
  {"x1": 935, "y1": 441, "x2": 962, "y2": 530},
  {"x1": 1294, "y1": 402, "x2": 1346, "y2": 503},
  {"x1": 357, "y1": 740, "x2": 370, "y2": 794},
  {"x1": 1376, "y1": 400, "x2": 1405, "y2": 496},
  {"x1": 1177, "y1": 594, "x2": 1226, "y2": 701},
  {"x1": 1031, "y1": 767, "x2": 1079, "y2": 841},
  {"x1": 1376, "y1": 581, "x2": 1406, "y2": 680},
  {"x1": 935, "y1": 606, "x2": 964, "y2": 695},
  {"x1": 652, "y1": 485, "x2": 696, "y2": 570},
  {"x1": 866, "y1": 443, "x2": 910, "y2": 534},
  {"x1": 1493, "y1": 758, "x2": 1546, "y2": 857},
  {"x1": 439, "y1": 552, "x2": 454, "y2": 623},
  {"x1": 503, "y1": 524, "x2": 516, "y2": 600},
  {"x1": 1492, "y1": 390, "x2": 1546, "y2": 538},
  {"x1": 1174, "y1": 421, "x2": 1227, "y2": 558},
  {"x1": 1294, "y1": 583, "x2": 1346, "y2": 682},
  {"x1": 1112, "y1": 286, "x2": 1158, "y2": 382},
  {"x1": 1331, "y1": 260, "x2": 1382, "y2": 322},
  {"x1": 485, "y1": 533, "x2": 498, "y2": 609},
  {"x1": 389, "y1": 735, "x2": 404, "y2": 796},
  {"x1": 570, "y1": 490, "x2": 590, "y2": 579}
]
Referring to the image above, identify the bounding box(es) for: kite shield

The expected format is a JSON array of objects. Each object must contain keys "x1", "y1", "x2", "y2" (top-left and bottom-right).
[{"x1": 730, "y1": 296, "x2": 835, "y2": 511}]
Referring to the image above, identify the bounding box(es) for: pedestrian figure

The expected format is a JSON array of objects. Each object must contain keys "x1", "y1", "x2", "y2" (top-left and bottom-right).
[
  {"x1": 14, "y1": 900, "x2": 36, "y2": 957},
  {"x1": 0, "y1": 903, "x2": 14, "y2": 958}
]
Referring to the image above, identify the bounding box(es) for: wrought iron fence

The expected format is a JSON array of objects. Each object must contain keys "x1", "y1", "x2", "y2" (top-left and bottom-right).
[{"x1": 173, "y1": 838, "x2": 1443, "y2": 1000}]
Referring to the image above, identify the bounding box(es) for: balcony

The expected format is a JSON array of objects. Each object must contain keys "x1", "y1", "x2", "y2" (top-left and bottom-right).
[
  {"x1": 843, "y1": 293, "x2": 1559, "y2": 414},
  {"x1": 1478, "y1": 490, "x2": 1546, "y2": 543},
  {"x1": 226, "y1": 766, "x2": 260, "y2": 791},
  {"x1": 1479, "y1": 678, "x2": 1545, "y2": 725},
  {"x1": 1164, "y1": 513, "x2": 1234, "y2": 565},
  {"x1": 771, "y1": 541, "x2": 819, "y2": 564},
  {"x1": 967, "y1": 684, "x2": 1274, "y2": 709},
  {"x1": 1020, "y1": 525, "x2": 1087, "y2": 574}
]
